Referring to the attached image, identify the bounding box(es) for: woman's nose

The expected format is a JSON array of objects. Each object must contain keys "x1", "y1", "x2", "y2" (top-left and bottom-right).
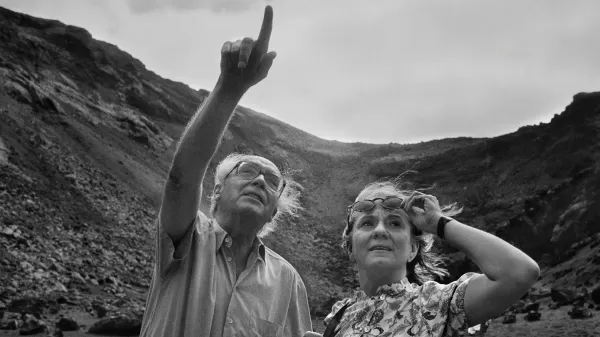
[{"x1": 372, "y1": 219, "x2": 389, "y2": 237}]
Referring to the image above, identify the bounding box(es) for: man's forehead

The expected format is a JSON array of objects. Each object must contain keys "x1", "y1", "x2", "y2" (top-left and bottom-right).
[{"x1": 247, "y1": 156, "x2": 280, "y2": 174}]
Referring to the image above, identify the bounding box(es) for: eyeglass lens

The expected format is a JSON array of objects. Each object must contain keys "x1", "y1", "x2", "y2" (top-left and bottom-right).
[{"x1": 238, "y1": 162, "x2": 281, "y2": 191}]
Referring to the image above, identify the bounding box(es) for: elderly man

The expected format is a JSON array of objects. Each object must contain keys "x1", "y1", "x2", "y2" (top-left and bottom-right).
[{"x1": 140, "y1": 6, "x2": 312, "y2": 337}]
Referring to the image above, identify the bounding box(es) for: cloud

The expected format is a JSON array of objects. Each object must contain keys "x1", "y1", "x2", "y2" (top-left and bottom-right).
[
  {"x1": 126, "y1": 0, "x2": 272, "y2": 14},
  {"x1": 3, "y1": 0, "x2": 600, "y2": 144}
]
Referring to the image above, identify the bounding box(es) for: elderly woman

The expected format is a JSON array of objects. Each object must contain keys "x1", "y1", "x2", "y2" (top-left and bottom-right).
[{"x1": 309, "y1": 180, "x2": 540, "y2": 337}]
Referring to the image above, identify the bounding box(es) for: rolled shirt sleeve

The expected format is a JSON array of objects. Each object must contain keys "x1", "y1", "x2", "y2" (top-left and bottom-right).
[{"x1": 156, "y1": 211, "x2": 208, "y2": 278}]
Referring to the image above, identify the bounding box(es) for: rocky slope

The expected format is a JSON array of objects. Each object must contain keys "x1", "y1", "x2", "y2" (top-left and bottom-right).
[{"x1": 1, "y1": 5, "x2": 599, "y2": 336}]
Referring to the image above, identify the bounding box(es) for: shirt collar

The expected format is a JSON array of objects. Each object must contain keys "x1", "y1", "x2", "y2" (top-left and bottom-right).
[
  {"x1": 212, "y1": 219, "x2": 266, "y2": 263},
  {"x1": 353, "y1": 277, "x2": 413, "y2": 301}
]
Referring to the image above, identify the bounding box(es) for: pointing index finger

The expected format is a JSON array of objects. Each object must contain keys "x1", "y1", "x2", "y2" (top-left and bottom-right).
[{"x1": 255, "y1": 5, "x2": 273, "y2": 53}]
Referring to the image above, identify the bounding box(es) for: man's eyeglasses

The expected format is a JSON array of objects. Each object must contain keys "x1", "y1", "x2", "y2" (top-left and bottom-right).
[
  {"x1": 226, "y1": 161, "x2": 286, "y2": 195},
  {"x1": 346, "y1": 196, "x2": 405, "y2": 224}
]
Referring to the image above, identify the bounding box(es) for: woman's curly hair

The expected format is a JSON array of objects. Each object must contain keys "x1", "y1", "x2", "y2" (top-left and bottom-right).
[{"x1": 341, "y1": 178, "x2": 462, "y2": 285}]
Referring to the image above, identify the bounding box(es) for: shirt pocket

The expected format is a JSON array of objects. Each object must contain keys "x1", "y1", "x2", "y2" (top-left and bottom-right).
[{"x1": 249, "y1": 316, "x2": 282, "y2": 337}]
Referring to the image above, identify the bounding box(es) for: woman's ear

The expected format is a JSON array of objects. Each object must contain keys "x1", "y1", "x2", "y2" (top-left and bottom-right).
[
  {"x1": 409, "y1": 240, "x2": 419, "y2": 263},
  {"x1": 346, "y1": 243, "x2": 356, "y2": 262}
]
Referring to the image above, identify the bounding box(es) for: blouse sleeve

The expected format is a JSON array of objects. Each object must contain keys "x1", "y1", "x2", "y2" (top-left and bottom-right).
[{"x1": 419, "y1": 272, "x2": 480, "y2": 337}]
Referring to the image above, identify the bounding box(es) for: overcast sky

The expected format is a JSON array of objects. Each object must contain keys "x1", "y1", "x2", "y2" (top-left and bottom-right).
[{"x1": 2, "y1": 0, "x2": 600, "y2": 144}]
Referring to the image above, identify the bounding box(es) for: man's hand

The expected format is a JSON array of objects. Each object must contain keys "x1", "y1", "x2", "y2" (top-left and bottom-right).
[{"x1": 219, "y1": 5, "x2": 276, "y2": 93}]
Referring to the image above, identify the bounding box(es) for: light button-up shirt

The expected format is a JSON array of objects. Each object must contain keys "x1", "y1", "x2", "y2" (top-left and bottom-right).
[{"x1": 140, "y1": 211, "x2": 312, "y2": 337}]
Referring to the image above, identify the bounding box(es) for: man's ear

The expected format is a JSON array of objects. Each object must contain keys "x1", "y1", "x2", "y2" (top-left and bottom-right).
[{"x1": 213, "y1": 184, "x2": 222, "y2": 198}]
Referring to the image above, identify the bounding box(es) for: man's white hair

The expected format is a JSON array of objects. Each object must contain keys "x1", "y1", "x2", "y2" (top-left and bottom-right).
[{"x1": 209, "y1": 153, "x2": 304, "y2": 237}]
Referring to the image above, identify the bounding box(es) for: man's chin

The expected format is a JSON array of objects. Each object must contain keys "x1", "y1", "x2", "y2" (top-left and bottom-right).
[{"x1": 235, "y1": 204, "x2": 268, "y2": 220}]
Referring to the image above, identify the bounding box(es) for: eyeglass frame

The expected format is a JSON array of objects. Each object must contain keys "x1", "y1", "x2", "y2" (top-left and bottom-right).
[
  {"x1": 225, "y1": 161, "x2": 287, "y2": 197},
  {"x1": 346, "y1": 196, "x2": 405, "y2": 226}
]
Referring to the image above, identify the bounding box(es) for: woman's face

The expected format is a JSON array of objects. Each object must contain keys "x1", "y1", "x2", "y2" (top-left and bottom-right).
[{"x1": 350, "y1": 192, "x2": 417, "y2": 274}]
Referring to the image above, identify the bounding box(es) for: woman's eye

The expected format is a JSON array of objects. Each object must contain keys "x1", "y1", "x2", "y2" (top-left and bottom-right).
[
  {"x1": 361, "y1": 221, "x2": 373, "y2": 227},
  {"x1": 390, "y1": 222, "x2": 401, "y2": 227}
]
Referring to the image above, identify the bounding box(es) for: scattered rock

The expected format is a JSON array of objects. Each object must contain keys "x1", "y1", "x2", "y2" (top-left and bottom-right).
[
  {"x1": 2, "y1": 80, "x2": 32, "y2": 105},
  {"x1": 568, "y1": 306, "x2": 593, "y2": 319},
  {"x1": 591, "y1": 286, "x2": 600, "y2": 305},
  {"x1": 23, "y1": 199, "x2": 36, "y2": 211},
  {"x1": 7, "y1": 298, "x2": 47, "y2": 318},
  {"x1": 548, "y1": 302, "x2": 559, "y2": 310},
  {"x1": 467, "y1": 320, "x2": 490, "y2": 336},
  {"x1": 529, "y1": 287, "x2": 551, "y2": 301},
  {"x1": 551, "y1": 288, "x2": 582, "y2": 305},
  {"x1": 524, "y1": 301, "x2": 540, "y2": 312},
  {"x1": 0, "y1": 137, "x2": 9, "y2": 166},
  {"x1": 87, "y1": 314, "x2": 142, "y2": 336},
  {"x1": 525, "y1": 310, "x2": 541, "y2": 322},
  {"x1": 128, "y1": 130, "x2": 151, "y2": 147},
  {"x1": 0, "y1": 318, "x2": 20, "y2": 330},
  {"x1": 55, "y1": 317, "x2": 79, "y2": 331},
  {"x1": 18, "y1": 314, "x2": 48, "y2": 335},
  {"x1": 502, "y1": 313, "x2": 516, "y2": 324},
  {"x1": 508, "y1": 300, "x2": 526, "y2": 314},
  {"x1": 92, "y1": 303, "x2": 107, "y2": 318}
]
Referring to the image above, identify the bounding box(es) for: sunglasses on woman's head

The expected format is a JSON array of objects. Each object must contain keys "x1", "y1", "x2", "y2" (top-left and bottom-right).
[
  {"x1": 348, "y1": 196, "x2": 405, "y2": 213},
  {"x1": 226, "y1": 161, "x2": 286, "y2": 194},
  {"x1": 346, "y1": 196, "x2": 405, "y2": 224}
]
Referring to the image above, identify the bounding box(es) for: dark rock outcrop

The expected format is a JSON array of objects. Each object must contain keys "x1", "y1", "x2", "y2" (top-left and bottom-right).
[{"x1": 87, "y1": 314, "x2": 142, "y2": 336}]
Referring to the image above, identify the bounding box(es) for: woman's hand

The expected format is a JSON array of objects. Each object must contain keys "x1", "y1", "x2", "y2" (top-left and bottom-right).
[{"x1": 403, "y1": 191, "x2": 444, "y2": 235}]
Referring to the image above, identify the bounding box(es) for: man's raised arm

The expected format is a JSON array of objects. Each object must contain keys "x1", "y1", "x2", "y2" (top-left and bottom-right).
[{"x1": 160, "y1": 6, "x2": 277, "y2": 244}]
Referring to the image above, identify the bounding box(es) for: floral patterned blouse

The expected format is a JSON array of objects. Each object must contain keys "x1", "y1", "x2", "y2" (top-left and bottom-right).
[{"x1": 323, "y1": 273, "x2": 479, "y2": 337}]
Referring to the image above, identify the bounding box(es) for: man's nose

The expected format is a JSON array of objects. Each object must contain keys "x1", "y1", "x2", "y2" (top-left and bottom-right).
[{"x1": 251, "y1": 174, "x2": 267, "y2": 187}]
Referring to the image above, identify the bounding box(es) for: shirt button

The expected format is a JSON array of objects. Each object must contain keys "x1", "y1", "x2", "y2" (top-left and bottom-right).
[
  {"x1": 380, "y1": 295, "x2": 385, "y2": 300},
  {"x1": 225, "y1": 237, "x2": 231, "y2": 243},
  {"x1": 228, "y1": 318, "x2": 233, "y2": 324},
  {"x1": 226, "y1": 257, "x2": 232, "y2": 262}
]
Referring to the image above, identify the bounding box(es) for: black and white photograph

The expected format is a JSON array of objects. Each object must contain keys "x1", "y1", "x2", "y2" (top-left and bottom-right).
[{"x1": 0, "y1": 1, "x2": 599, "y2": 336}]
